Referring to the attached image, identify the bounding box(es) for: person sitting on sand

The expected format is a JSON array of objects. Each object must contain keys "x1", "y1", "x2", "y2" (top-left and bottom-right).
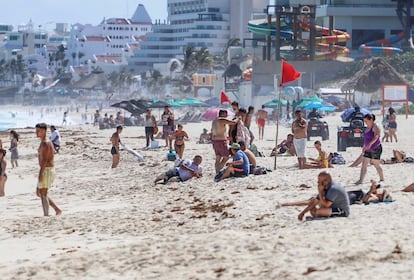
[
  {"x1": 271, "y1": 134, "x2": 296, "y2": 156},
  {"x1": 169, "y1": 124, "x2": 189, "y2": 159},
  {"x1": 380, "y1": 150, "x2": 407, "y2": 164},
  {"x1": 198, "y1": 128, "x2": 212, "y2": 144},
  {"x1": 297, "y1": 171, "x2": 350, "y2": 221},
  {"x1": 154, "y1": 155, "x2": 203, "y2": 184},
  {"x1": 238, "y1": 141, "x2": 256, "y2": 172},
  {"x1": 303, "y1": 140, "x2": 331, "y2": 169},
  {"x1": 215, "y1": 143, "x2": 250, "y2": 182}
]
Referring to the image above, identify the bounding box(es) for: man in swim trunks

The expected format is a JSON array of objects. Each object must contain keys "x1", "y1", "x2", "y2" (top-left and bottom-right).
[
  {"x1": 256, "y1": 105, "x2": 268, "y2": 140},
  {"x1": 110, "y1": 125, "x2": 123, "y2": 168},
  {"x1": 35, "y1": 123, "x2": 62, "y2": 216},
  {"x1": 211, "y1": 110, "x2": 237, "y2": 174},
  {"x1": 298, "y1": 171, "x2": 350, "y2": 221},
  {"x1": 292, "y1": 109, "x2": 308, "y2": 169}
]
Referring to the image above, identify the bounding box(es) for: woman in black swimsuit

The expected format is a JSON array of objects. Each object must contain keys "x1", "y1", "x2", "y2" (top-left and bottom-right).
[
  {"x1": 0, "y1": 149, "x2": 7, "y2": 196},
  {"x1": 169, "y1": 124, "x2": 189, "y2": 159}
]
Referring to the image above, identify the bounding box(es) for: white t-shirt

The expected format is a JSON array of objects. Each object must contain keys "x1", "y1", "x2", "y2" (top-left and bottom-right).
[
  {"x1": 50, "y1": 130, "x2": 61, "y2": 145},
  {"x1": 178, "y1": 159, "x2": 202, "y2": 181}
]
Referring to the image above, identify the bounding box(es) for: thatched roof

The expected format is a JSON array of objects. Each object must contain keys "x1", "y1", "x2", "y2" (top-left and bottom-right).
[
  {"x1": 223, "y1": 63, "x2": 242, "y2": 78},
  {"x1": 341, "y1": 57, "x2": 407, "y2": 93},
  {"x1": 71, "y1": 71, "x2": 107, "y2": 90}
]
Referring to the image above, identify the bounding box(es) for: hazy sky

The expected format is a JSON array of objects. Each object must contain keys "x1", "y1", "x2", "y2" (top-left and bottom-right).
[{"x1": 1, "y1": 0, "x2": 168, "y2": 30}]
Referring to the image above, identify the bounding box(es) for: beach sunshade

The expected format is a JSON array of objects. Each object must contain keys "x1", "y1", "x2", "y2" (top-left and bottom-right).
[
  {"x1": 303, "y1": 101, "x2": 336, "y2": 111},
  {"x1": 296, "y1": 96, "x2": 323, "y2": 108},
  {"x1": 177, "y1": 97, "x2": 208, "y2": 107},
  {"x1": 149, "y1": 100, "x2": 169, "y2": 108},
  {"x1": 165, "y1": 100, "x2": 183, "y2": 108},
  {"x1": 340, "y1": 107, "x2": 371, "y2": 122},
  {"x1": 111, "y1": 101, "x2": 146, "y2": 115},
  {"x1": 262, "y1": 98, "x2": 288, "y2": 108},
  {"x1": 202, "y1": 108, "x2": 235, "y2": 121}
]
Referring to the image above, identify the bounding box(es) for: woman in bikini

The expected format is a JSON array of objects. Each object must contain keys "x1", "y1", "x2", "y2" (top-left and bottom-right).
[
  {"x1": 303, "y1": 140, "x2": 331, "y2": 169},
  {"x1": 0, "y1": 149, "x2": 7, "y2": 196},
  {"x1": 169, "y1": 124, "x2": 189, "y2": 159}
]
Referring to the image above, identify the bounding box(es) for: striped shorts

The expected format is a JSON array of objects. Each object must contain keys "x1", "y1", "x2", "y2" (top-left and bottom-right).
[{"x1": 37, "y1": 167, "x2": 55, "y2": 189}]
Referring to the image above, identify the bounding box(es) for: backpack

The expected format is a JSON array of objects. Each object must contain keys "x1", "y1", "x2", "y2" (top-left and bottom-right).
[{"x1": 330, "y1": 152, "x2": 346, "y2": 165}]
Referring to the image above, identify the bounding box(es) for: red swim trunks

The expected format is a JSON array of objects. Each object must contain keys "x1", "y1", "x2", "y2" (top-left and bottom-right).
[
  {"x1": 212, "y1": 140, "x2": 230, "y2": 157},
  {"x1": 257, "y1": 118, "x2": 265, "y2": 127}
]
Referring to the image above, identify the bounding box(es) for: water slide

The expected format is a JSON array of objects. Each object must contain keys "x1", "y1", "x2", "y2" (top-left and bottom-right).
[
  {"x1": 358, "y1": 32, "x2": 404, "y2": 55},
  {"x1": 247, "y1": 18, "x2": 350, "y2": 60}
]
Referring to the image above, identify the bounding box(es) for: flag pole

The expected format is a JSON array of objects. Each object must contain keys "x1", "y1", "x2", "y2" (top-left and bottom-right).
[{"x1": 274, "y1": 60, "x2": 284, "y2": 170}]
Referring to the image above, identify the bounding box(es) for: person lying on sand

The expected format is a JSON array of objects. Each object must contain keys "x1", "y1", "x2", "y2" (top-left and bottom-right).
[
  {"x1": 293, "y1": 171, "x2": 350, "y2": 221},
  {"x1": 154, "y1": 155, "x2": 202, "y2": 184},
  {"x1": 402, "y1": 183, "x2": 414, "y2": 192},
  {"x1": 380, "y1": 150, "x2": 408, "y2": 164}
]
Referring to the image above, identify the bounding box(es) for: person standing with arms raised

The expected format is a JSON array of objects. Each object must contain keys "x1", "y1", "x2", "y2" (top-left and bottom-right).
[
  {"x1": 291, "y1": 109, "x2": 308, "y2": 169},
  {"x1": 35, "y1": 123, "x2": 62, "y2": 216}
]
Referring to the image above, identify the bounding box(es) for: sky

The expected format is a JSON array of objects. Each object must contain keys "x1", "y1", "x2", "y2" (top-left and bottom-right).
[{"x1": 1, "y1": 0, "x2": 168, "y2": 31}]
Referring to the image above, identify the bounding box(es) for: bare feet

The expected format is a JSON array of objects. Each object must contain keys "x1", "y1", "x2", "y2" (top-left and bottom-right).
[{"x1": 56, "y1": 209, "x2": 62, "y2": 216}]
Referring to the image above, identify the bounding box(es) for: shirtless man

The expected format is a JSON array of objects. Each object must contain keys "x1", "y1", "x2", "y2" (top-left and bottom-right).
[
  {"x1": 245, "y1": 106, "x2": 255, "y2": 145},
  {"x1": 292, "y1": 109, "x2": 308, "y2": 169},
  {"x1": 211, "y1": 110, "x2": 236, "y2": 174},
  {"x1": 256, "y1": 105, "x2": 268, "y2": 140},
  {"x1": 35, "y1": 123, "x2": 62, "y2": 216},
  {"x1": 110, "y1": 125, "x2": 123, "y2": 168}
]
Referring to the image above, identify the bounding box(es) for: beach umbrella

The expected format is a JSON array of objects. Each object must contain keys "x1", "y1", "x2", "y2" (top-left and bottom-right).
[
  {"x1": 201, "y1": 108, "x2": 235, "y2": 121},
  {"x1": 111, "y1": 101, "x2": 146, "y2": 115},
  {"x1": 177, "y1": 97, "x2": 208, "y2": 107},
  {"x1": 204, "y1": 97, "x2": 221, "y2": 107},
  {"x1": 296, "y1": 96, "x2": 323, "y2": 108},
  {"x1": 165, "y1": 100, "x2": 183, "y2": 108},
  {"x1": 149, "y1": 100, "x2": 169, "y2": 108},
  {"x1": 303, "y1": 101, "x2": 336, "y2": 111},
  {"x1": 262, "y1": 98, "x2": 288, "y2": 108},
  {"x1": 340, "y1": 107, "x2": 371, "y2": 122}
]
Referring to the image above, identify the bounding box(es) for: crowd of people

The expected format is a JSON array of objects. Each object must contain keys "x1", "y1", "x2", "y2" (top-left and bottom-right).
[{"x1": 1, "y1": 100, "x2": 413, "y2": 222}]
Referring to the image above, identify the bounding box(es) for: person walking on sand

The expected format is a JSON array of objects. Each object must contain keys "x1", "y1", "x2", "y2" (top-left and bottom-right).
[
  {"x1": 144, "y1": 109, "x2": 157, "y2": 148},
  {"x1": 9, "y1": 130, "x2": 19, "y2": 168},
  {"x1": 211, "y1": 109, "x2": 237, "y2": 174},
  {"x1": 292, "y1": 109, "x2": 308, "y2": 169},
  {"x1": 169, "y1": 124, "x2": 189, "y2": 159},
  {"x1": 62, "y1": 111, "x2": 67, "y2": 126},
  {"x1": 256, "y1": 105, "x2": 268, "y2": 140},
  {"x1": 161, "y1": 105, "x2": 174, "y2": 147},
  {"x1": 0, "y1": 149, "x2": 7, "y2": 196},
  {"x1": 110, "y1": 125, "x2": 123, "y2": 168},
  {"x1": 35, "y1": 123, "x2": 62, "y2": 216},
  {"x1": 297, "y1": 171, "x2": 349, "y2": 221},
  {"x1": 387, "y1": 107, "x2": 397, "y2": 142},
  {"x1": 355, "y1": 114, "x2": 384, "y2": 185}
]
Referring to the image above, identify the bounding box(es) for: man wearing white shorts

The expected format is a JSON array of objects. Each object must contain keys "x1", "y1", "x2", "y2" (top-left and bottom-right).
[{"x1": 292, "y1": 109, "x2": 308, "y2": 169}]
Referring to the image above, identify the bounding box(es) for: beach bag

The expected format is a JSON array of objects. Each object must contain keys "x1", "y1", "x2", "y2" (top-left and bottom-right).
[
  {"x1": 403, "y1": 157, "x2": 414, "y2": 163},
  {"x1": 167, "y1": 150, "x2": 177, "y2": 161},
  {"x1": 330, "y1": 152, "x2": 346, "y2": 165}
]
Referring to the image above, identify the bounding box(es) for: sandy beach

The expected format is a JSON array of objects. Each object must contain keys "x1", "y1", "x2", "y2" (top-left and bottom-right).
[{"x1": 0, "y1": 105, "x2": 414, "y2": 279}]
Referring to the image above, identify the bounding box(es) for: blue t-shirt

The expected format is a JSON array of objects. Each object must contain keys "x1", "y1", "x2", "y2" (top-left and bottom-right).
[{"x1": 233, "y1": 150, "x2": 250, "y2": 175}]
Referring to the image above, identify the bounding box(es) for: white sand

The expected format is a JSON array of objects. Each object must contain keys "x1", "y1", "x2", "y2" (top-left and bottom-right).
[{"x1": 0, "y1": 106, "x2": 414, "y2": 279}]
